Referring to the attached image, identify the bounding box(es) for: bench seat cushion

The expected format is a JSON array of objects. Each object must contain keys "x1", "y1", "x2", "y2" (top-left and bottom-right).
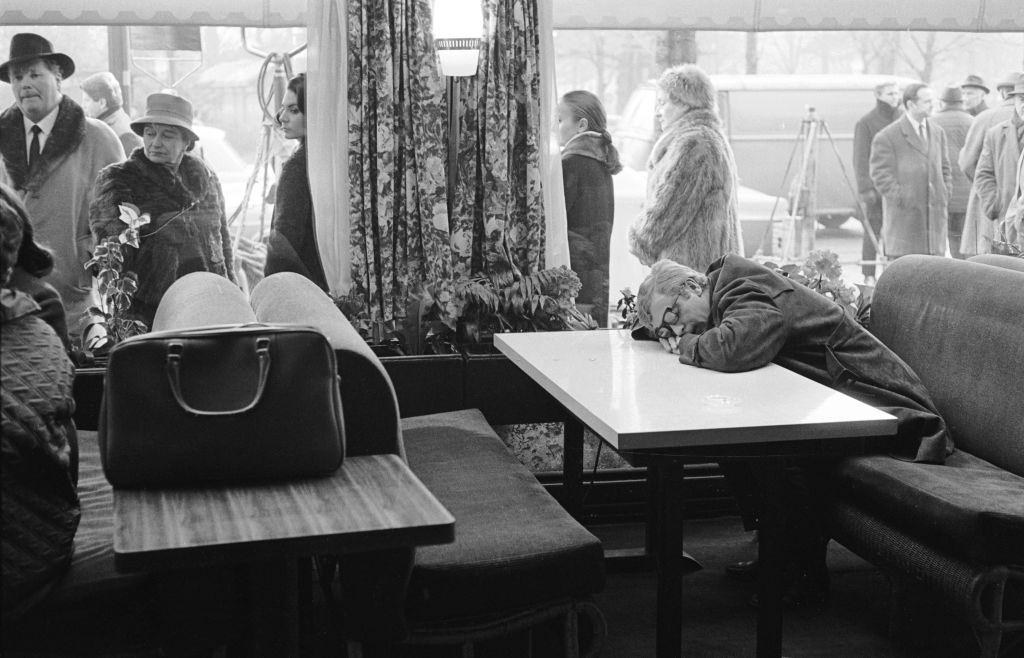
[
  {"x1": 401, "y1": 409, "x2": 605, "y2": 624},
  {"x1": 833, "y1": 450, "x2": 1024, "y2": 565}
]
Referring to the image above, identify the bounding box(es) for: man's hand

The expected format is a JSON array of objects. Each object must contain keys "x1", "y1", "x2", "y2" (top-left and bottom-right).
[{"x1": 659, "y1": 335, "x2": 680, "y2": 354}]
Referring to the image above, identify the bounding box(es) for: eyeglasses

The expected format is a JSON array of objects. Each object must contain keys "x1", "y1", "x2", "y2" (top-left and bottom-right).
[{"x1": 654, "y1": 295, "x2": 682, "y2": 340}]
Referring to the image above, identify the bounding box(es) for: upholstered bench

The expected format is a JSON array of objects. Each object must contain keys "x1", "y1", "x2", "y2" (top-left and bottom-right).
[
  {"x1": 825, "y1": 256, "x2": 1024, "y2": 656},
  {"x1": 326, "y1": 310, "x2": 606, "y2": 655},
  {"x1": 401, "y1": 409, "x2": 606, "y2": 652},
  {"x1": 2, "y1": 431, "x2": 235, "y2": 656}
]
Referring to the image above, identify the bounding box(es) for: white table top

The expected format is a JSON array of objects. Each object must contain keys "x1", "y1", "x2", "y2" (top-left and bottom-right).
[{"x1": 495, "y1": 330, "x2": 897, "y2": 451}]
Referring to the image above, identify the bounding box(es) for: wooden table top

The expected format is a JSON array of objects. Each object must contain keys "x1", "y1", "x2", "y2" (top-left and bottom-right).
[
  {"x1": 114, "y1": 453, "x2": 454, "y2": 571},
  {"x1": 495, "y1": 330, "x2": 897, "y2": 451}
]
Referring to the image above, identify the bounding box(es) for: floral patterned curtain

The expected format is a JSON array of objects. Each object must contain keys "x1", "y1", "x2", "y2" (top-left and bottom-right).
[
  {"x1": 450, "y1": 0, "x2": 546, "y2": 281},
  {"x1": 347, "y1": 0, "x2": 452, "y2": 324}
]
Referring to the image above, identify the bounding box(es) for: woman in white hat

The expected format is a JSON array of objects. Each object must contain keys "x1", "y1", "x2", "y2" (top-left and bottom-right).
[{"x1": 88, "y1": 92, "x2": 235, "y2": 327}]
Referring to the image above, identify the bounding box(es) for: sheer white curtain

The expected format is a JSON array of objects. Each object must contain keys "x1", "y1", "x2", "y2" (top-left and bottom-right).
[
  {"x1": 537, "y1": 0, "x2": 569, "y2": 269},
  {"x1": 306, "y1": 0, "x2": 350, "y2": 295}
]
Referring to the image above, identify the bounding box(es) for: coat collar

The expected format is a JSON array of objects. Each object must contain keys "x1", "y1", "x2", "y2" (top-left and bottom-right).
[
  {"x1": 897, "y1": 114, "x2": 930, "y2": 156},
  {"x1": 0, "y1": 96, "x2": 86, "y2": 194}
]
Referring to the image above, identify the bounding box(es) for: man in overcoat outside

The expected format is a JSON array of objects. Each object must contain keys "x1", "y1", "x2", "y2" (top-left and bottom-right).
[
  {"x1": 960, "y1": 74, "x2": 990, "y2": 117},
  {"x1": 959, "y1": 72, "x2": 1022, "y2": 256},
  {"x1": 930, "y1": 86, "x2": 973, "y2": 258},
  {"x1": 870, "y1": 83, "x2": 951, "y2": 259},
  {"x1": 852, "y1": 81, "x2": 901, "y2": 283},
  {"x1": 973, "y1": 78, "x2": 1024, "y2": 242},
  {"x1": 0, "y1": 33, "x2": 124, "y2": 342}
]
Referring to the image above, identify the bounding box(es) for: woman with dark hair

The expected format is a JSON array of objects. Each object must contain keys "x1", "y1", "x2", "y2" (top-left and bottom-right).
[
  {"x1": 89, "y1": 92, "x2": 234, "y2": 327},
  {"x1": 264, "y1": 73, "x2": 329, "y2": 291},
  {"x1": 1, "y1": 181, "x2": 80, "y2": 618},
  {"x1": 556, "y1": 90, "x2": 621, "y2": 326}
]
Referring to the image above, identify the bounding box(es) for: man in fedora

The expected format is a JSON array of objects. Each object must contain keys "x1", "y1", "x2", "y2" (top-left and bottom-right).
[
  {"x1": 931, "y1": 86, "x2": 973, "y2": 258},
  {"x1": 959, "y1": 71, "x2": 1023, "y2": 256},
  {"x1": 0, "y1": 33, "x2": 124, "y2": 344},
  {"x1": 972, "y1": 77, "x2": 1024, "y2": 248},
  {"x1": 960, "y1": 74, "x2": 990, "y2": 117}
]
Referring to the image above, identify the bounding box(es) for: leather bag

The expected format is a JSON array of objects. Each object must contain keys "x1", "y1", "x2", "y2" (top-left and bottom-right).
[{"x1": 99, "y1": 324, "x2": 344, "y2": 487}]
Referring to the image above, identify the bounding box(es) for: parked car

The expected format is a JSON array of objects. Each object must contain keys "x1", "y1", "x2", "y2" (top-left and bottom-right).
[{"x1": 615, "y1": 74, "x2": 918, "y2": 229}]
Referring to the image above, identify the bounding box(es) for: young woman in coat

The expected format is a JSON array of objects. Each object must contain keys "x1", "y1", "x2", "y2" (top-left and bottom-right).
[
  {"x1": 556, "y1": 90, "x2": 621, "y2": 326},
  {"x1": 90, "y1": 93, "x2": 234, "y2": 327},
  {"x1": 629, "y1": 64, "x2": 744, "y2": 273},
  {"x1": 264, "y1": 73, "x2": 328, "y2": 292}
]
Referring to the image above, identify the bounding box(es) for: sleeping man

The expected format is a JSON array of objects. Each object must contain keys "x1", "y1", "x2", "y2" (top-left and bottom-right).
[{"x1": 634, "y1": 254, "x2": 951, "y2": 605}]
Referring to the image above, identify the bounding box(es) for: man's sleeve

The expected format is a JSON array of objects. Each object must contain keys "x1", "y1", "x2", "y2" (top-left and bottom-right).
[
  {"x1": 869, "y1": 131, "x2": 900, "y2": 202},
  {"x1": 676, "y1": 277, "x2": 786, "y2": 372},
  {"x1": 852, "y1": 118, "x2": 873, "y2": 193}
]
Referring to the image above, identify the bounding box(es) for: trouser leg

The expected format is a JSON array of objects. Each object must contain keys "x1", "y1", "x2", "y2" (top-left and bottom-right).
[
  {"x1": 947, "y1": 211, "x2": 966, "y2": 259},
  {"x1": 861, "y1": 199, "x2": 884, "y2": 278}
]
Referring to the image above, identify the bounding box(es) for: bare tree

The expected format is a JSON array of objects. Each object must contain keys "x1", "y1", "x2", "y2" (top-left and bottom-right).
[
  {"x1": 657, "y1": 30, "x2": 697, "y2": 70},
  {"x1": 899, "y1": 32, "x2": 970, "y2": 83},
  {"x1": 745, "y1": 32, "x2": 758, "y2": 74}
]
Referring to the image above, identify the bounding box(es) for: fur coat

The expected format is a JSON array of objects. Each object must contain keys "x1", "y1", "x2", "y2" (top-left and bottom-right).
[
  {"x1": 0, "y1": 96, "x2": 124, "y2": 334},
  {"x1": 90, "y1": 149, "x2": 234, "y2": 325},
  {"x1": 629, "y1": 108, "x2": 743, "y2": 272}
]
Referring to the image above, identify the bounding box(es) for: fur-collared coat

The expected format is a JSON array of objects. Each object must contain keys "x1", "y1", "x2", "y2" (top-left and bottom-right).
[
  {"x1": 0, "y1": 97, "x2": 124, "y2": 333},
  {"x1": 629, "y1": 108, "x2": 743, "y2": 272},
  {"x1": 90, "y1": 149, "x2": 234, "y2": 325},
  {"x1": 869, "y1": 115, "x2": 951, "y2": 256},
  {"x1": 562, "y1": 132, "x2": 615, "y2": 326}
]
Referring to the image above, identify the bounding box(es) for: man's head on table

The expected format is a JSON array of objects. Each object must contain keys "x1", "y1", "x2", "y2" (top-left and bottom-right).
[{"x1": 637, "y1": 259, "x2": 711, "y2": 352}]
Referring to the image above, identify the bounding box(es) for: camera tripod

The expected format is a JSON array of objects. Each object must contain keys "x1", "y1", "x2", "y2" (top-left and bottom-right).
[{"x1": 753, "y1": 107, "x2": 883, "y2": 270}]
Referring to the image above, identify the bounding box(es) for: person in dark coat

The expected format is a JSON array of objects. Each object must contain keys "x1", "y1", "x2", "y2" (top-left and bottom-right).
[
  {"x1": 960, "y1": 74, "x2": 990, "y2": 117},
  {"x1": 556, "y1": 90, "x2": 621, "y2": 326},
  {"x1": 633, "y1": 254, "x2": 952, "y2": 605},
  {"x1": 870, "y1": 83, "x2": 951, "y2": 259},
  {"x1": 1, "y1": 182, "x2": 80, "y2": 619},
  {"x1": 264, "y1": 73, "x2": 328, "y2": 292},
  {"x1": 852, "y1": 81, "x2": 902, "y2": 282},
  {"x1": 930, "y1": 86, "x2": 973, "y2": 258},
  {"x1": 90, "y1": 92, "x2": 235, "y2": 327}
]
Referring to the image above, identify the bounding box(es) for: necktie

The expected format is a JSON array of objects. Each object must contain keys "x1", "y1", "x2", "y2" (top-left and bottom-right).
[
  {"x1": 918, "y1": 121, "x2": 927, "y2": 143},
  {"x1": 28, "y1": 125, "x2": 41, "y2": 171}
]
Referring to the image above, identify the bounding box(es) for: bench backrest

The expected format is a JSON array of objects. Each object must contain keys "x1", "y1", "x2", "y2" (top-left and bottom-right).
[{"x1": 872, "y1": 255, "x2": 1024, "y2": 475}]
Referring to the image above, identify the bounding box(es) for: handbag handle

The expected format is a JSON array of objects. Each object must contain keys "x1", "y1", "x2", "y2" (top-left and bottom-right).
[{"x1": 165, "y1": 337, "x2": 272, "y2": 416}]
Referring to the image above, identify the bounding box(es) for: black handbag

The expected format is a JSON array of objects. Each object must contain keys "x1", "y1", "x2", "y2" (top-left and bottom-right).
[{"x1": 99, "y1": 324, "x2": 344, "y2": 487}]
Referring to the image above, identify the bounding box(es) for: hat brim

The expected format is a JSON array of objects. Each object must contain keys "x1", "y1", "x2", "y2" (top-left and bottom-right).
[
  {"x1": 130, "y1": 117, "x2": 199, "y2": 143},
  {"x1": 961, "y1": 83, "x2": 990, "y2": 94},
  {"x1": 0, "y1": 52, "x2": 75, "y2": 83}
]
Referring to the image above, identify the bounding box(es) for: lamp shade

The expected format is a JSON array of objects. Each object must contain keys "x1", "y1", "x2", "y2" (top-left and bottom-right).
[{"x1": 433, "y1": 0, "x2": 483, "y2": 77}]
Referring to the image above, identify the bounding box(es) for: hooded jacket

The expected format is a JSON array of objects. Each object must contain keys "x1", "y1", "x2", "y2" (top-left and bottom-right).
[{"x1": 629, "y1": 107, "x2": 743, "y2": 272}]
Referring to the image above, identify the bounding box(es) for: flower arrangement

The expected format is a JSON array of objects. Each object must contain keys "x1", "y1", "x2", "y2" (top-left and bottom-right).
[
  {"x1": 764, "y1": 249, "x2": 871, "y2": 325},
  {"x1": 336, "y1": 263, "x2": 598, "y2": 355},
  {"x1": 82, "y1": 203, "x2": 151, "y2": 346}
]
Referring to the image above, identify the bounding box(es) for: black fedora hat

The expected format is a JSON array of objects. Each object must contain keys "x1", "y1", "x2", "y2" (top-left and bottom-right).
[{"x1": 0, "y1": 33, "x2": 76, "y2": 84}]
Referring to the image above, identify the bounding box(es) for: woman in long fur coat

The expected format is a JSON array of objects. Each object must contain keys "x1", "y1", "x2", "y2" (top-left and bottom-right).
[
  {"x1": 629, "y1": 65, "x2": 744, "y2": 272},
  {"x1": 90, "y1": 93, "x2": 234, "y2": 327}
]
